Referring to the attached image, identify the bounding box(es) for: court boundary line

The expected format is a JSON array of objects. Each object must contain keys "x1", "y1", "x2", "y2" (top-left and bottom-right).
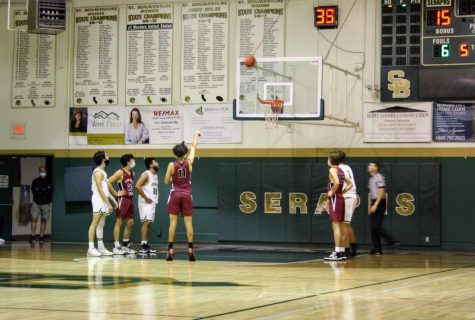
[
  {"x1": 193, "y1": 264, "x2": 475, "y2": 319},
  {"x1": 0, "y1": 306, "x2": 193, "y2": 319}
]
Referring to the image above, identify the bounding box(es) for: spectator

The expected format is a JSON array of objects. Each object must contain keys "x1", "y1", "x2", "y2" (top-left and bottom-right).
[{"x1": 30, "y1": 166, "x2": 53, "y2": 244}]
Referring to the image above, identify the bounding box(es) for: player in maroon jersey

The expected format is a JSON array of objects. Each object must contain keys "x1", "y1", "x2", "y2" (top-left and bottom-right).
[
  {"x1": 324, "y1": 151, "x2": 353, "y2": 262},
  {"x1": 108, "y1": 153, "x2": 138, "y2": 255},
  {"x1": 164, "y1": 131, "x2": 201, "y2": 261}
]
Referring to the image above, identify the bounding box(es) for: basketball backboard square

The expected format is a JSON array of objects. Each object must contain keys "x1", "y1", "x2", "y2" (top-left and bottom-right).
[{"x1": 234, "y1": 57, "x2": 324, "y2": 121}]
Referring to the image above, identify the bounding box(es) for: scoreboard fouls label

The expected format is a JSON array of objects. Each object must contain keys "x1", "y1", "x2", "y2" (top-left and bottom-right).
[{"x1": 423, "y1": 0, "x2": 475, "y2": 65}]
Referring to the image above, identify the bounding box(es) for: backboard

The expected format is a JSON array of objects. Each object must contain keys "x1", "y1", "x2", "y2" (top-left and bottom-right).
[{"x1": 234, "y1": 57, "x2": 324, "y2": 121}]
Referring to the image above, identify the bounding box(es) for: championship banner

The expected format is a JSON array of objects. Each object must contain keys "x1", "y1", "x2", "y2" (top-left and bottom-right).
[
  {"x1": 74, "y1": 6, "x2": 119, "y2": 106},
  {"x1": 237, "y1": 0, "x2": 285, "y2": 58},
  {"x1": 433, "y1": 102, "x2": 475, "y2": 142},
  {"x1": 12, "y1": 10, "x2": 55, "y2": 108},
  {"x1": 126, "y1": 4, "x2": 173, "y2": 106},
  {"x1": 183, "y1": 104, "x2": 242, "y2": 143},
  {"x1": 125, "y1": 106, "x2": 183, "y2": 144},
  {"x1": 181, "y1": 1, "x2": 229, "y2": 104},
  {"x1": 69, "y1": 106, "x2": 125, "y2": 145},
  {"x1": 364, "y1": 102, "x2": 432, "y2": 143}
]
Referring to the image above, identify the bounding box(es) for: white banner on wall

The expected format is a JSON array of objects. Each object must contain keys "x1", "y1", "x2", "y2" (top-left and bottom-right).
[
  {"x1": 237, "y1": 0, "x2": 285, "y2": 58},
  {"x1": 12, "y1": 10, "x2": 56, "y2": 108},
  {"x1": 364, "y1": 102, "x2": 432, "y2": 143},
  {"x1": 74, "y1": 6, "x2": 119, "y2": 106},
  {"x1": 69, "y1": 106, "x2": 125, "y2": 145},
  {"x1": 126, "y1": 4, "x2": 173, "y2": 106},
  {"x1": 125, "y1": 106, "x2": 183, "y2": 144},
  {"x1": 181, "y1": 1, "x2": 229, "y2": 104},
  {"x1": 183, "y1": 104, "x2": 242, "y2": 143}
]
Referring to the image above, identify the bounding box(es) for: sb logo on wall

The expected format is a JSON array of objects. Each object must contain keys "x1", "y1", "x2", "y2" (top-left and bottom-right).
[{"x1": 388, "y1": 70, "x2": 411, "y2": 99}]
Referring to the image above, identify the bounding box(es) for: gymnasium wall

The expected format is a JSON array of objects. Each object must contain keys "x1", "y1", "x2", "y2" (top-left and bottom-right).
[{"x1": 1, "y1": 1, "x2": 474, "y2": 248}]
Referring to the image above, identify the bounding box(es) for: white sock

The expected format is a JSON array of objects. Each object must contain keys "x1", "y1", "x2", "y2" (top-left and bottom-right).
[
  {"x1": 123, "y1": 239, "x2": 129, "y2": 243},
  {"x1": 338, "y1": 247, "x2": 345, "y2": 252},
  {"x1": 141, "y1": 240, "x2": 147, "y2": 245},
  {"x1": 98, "y1": 240, "x2": 105, "y2": 250},
  {"x1": 88, "y1": 242, "x2": 94, "y2": 250},
  {"x1": 114, "y1": 241, "x2": 121, "y2": 248},
  {"x1": 335, "y1": 247, "x2": 339, "y2": 252}
]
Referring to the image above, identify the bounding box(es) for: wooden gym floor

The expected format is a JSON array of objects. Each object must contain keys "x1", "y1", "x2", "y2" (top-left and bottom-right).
[{"x1": 0, "y1": 243, "x2": 474, "y2": 319}]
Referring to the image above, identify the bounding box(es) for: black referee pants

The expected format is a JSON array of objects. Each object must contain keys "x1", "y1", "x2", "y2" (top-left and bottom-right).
[{"x1": 370, "y1": 199, "x2": 395, "y2": 252}]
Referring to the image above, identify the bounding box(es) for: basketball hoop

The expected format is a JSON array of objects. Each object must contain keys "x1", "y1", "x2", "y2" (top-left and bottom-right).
[{"x1": 260, "y1": 99, "x2": 284, "y2": 129}]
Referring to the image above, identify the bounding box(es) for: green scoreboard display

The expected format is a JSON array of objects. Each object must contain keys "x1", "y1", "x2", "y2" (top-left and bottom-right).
[
  {"x1": 381, "y1": 0, "x2": 475, "y2": 101},
  {"x1": 423, "y1": 0, "x2": 475, "y2": 65}
]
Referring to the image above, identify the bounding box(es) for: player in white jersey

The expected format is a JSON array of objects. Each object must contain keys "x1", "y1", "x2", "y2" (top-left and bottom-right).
[
  {"x1": 87, "y1": 151, "x2": 118, "y2": 257},
  {"x1": 338, "y1": 151, "x2": 358, "y2": 258},
  {"x1": 135, "y1": 157, "x2": 159, "y2": 254}
]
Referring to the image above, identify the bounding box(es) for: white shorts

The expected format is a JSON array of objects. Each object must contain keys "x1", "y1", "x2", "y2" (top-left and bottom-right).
[
  {"x1": 344, "y1": 197, "x2": 357, "y2": 223},
  {"x1": 139, "y1": 199, "x2": 156, "y2": 222},
  {"x1": 91, "y1": 195, "x2": 111, "y2": 215}
]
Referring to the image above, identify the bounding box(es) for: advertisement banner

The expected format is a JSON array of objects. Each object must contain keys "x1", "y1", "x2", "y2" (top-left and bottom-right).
[
  {"x1": 183, "y1": 104, "x2": 242, "y2": 143},
  {"x1": 433, "y1": 102, "x2": 475, "y2": 142},
  {"x1": 69, "y1": 107, "x2": 88, "y2": 145},
  {"x1": 125, "y1": 106, "x2": 182, "y2": 144},
  {"x1": 76, "y1": 106, "x2": 125, "y2": 145},
  {"x1": 364, "y1": 102, "x2": 432, "y2": 143}
]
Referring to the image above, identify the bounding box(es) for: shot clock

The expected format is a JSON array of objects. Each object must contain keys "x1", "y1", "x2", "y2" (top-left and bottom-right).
[
  {"x1": 422, "y1": 0, "x2": 475, "y2": 65},
  {"x1": 314, "y1": 6, "x2": 338, "y2": 29}
]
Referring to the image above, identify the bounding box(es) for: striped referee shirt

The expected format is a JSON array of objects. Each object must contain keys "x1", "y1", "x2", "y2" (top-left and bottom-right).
[{"x1": 368, "y1": 173, "x2": 385, "y2": 200}]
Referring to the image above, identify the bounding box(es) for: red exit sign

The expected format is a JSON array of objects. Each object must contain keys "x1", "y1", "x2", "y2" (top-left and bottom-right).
[
  {"x1": 314, "y1": 6, "x2": 338, "y2": 29},
  {"x1": 11, "y1": 122, "x2": 26, "y2": 139}
]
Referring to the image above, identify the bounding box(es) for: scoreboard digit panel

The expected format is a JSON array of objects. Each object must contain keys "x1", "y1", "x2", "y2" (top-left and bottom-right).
[{"x1": 422, "y1": 0, "x2": 475, "y2": 65}]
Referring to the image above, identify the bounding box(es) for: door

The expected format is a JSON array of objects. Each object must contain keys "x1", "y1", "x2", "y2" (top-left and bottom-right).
[{"x1": 0, "y1": 157, "x2": 15, "y2": 240}]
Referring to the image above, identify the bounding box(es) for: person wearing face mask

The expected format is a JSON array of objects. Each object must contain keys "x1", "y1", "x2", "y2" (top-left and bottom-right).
[
  {"x1": 135, "y1": 157, "x2": 159, "y2": 254},
  {"x1": 107, "y1": 154, "x2": 136, "y2": 255},
  {"x1": 30, "y1": 166, "x2": 53, "y2": 244},
  {"x1": 87, "y1": 151, "x2": 118, "y2": 257}
]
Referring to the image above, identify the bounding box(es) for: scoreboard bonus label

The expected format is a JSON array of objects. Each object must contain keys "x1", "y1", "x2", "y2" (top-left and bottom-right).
[{"x1": 422, "y1": 0, "x2": 475, "y2": 65}]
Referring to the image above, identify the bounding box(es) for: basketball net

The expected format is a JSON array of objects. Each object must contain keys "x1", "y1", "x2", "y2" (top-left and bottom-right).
[{"x1": 260, "y1": 99, "x2": 284, "y2": 129}]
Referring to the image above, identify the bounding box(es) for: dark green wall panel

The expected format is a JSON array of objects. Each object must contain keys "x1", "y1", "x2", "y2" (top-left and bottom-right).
[{"x1": 48, "y1": 156, "x2": 472, "y2": 249}]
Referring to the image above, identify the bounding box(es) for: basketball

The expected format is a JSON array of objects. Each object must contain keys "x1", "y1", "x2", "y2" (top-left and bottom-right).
[{"x1": 243, "y1": 55, "x2": 256, "y2": 67}]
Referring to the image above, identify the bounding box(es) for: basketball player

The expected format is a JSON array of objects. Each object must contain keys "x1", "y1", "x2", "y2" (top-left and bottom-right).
[
  {"x1": 164, "y1": 131, "x2": 201, "y2": 261},
  {"x1": 324, "y1": 151, "x2": 353, "y2": 261},
  {"x1": 338, "y1": 151, "x2": 358, "y2": 258},
  {"x1": 87, "y1": 151, "x2": 118, "y2": 257},
  {"x1": 108, "y1": 154, "x2": 136, "y2": 255},
  {"x1": 135, "y1": 157, "x2": 159, "y2": 254}
]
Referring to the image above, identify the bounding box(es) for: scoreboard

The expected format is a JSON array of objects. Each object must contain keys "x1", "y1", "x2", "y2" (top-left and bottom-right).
[
  {"x1": 381, "y1": 0, "x2": 475, "y2": 101},
  {"x1": 423, "y1": 0, "x2": 475, "y2": 65}
]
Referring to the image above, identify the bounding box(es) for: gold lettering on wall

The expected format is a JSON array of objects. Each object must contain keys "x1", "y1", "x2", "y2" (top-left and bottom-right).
[
  {"x1": 289, "y1": 193, "x2": 308, "y2": 214},
  {"x1": 395, "y1": 193, "x2": 415, "y2": 216},
  {"x1": 264, "y1": 192, "x2": 282, "y2": 214},
  {"x1": 239, "y1": 191, "x2": 257, "y2": 214}
]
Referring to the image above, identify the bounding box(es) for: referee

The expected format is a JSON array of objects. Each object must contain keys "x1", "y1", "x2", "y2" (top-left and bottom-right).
[{"x1": 368, "y1": 162, "x2": 397, "y2": 255}]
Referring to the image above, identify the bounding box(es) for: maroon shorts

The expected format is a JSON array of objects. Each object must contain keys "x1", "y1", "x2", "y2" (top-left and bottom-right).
[
  {"x1": 167, "y1": 191, "x2": 192, "y2": 217},
  {"x1": 116, "y1": 197, "x2": 134, "y2": 219},
  {"x1": 328, "y1": 194, "x2": 345, "y2": 222}
]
